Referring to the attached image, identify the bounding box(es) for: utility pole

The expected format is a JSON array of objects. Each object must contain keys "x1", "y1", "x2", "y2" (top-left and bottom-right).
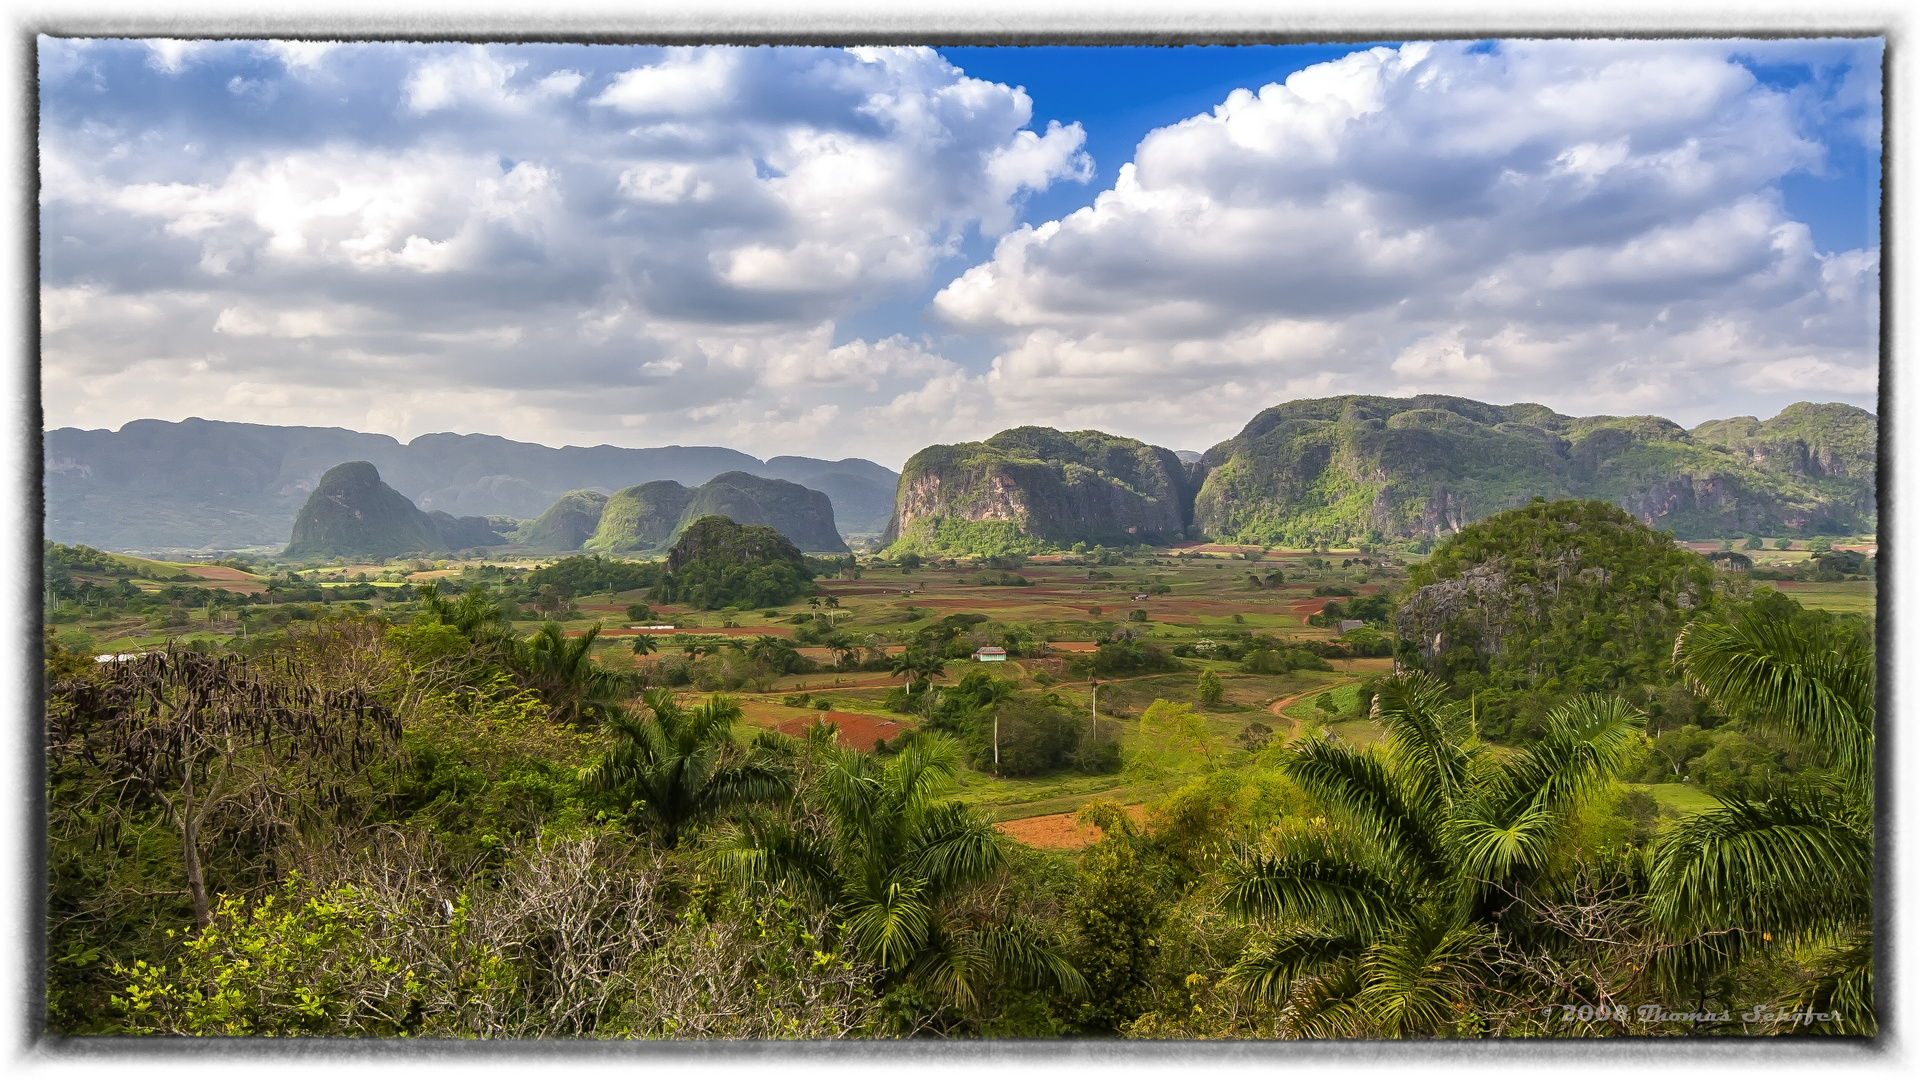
[{"x1": 1089, "y1": 679, "x2": 1100, "y2": 742}]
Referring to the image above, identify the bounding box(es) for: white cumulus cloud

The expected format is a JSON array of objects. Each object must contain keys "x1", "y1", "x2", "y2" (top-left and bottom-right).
[
  {"x1": 39, "y1": 42, "x2": 1092, "y2": 463},
  {"x1": 926, "y1": 39, "x2": 1878, "y2": 451}
]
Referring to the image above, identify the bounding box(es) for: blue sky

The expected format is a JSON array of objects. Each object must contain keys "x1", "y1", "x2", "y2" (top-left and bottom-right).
[{"x1": 40, "y1": 38, "x2": 1881, "y2": 466}]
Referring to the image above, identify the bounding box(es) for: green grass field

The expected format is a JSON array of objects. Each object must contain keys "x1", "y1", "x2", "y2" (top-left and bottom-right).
[
  {"x1": 1763, "y1": 580, "x2": 1876, "y2": 617},
  {"x1": 1625, "y1": 782, "x2": 1723, "y2": 817}
]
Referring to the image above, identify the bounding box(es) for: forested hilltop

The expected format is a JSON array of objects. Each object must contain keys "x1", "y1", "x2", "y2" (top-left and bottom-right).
[
  {"x1": 45, "y1": 499, "x2": 1874, "y2": 1039},
  {"x1": 872, "y1": 398, "x2": 1874, "y2": 559},
  {"x1": 882, "y1": 427, "x2": 1199, "y2": 556},
  {"x1": 43, "y1": 397, "x2": 1870, "y2": 558},
  {"x1": 1192, "y1": 396, "x2": 1875, "y2": 548}
]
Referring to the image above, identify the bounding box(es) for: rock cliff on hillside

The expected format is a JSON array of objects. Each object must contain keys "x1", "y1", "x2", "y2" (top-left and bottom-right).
[
  {"x1": 283, "y1": 461, "x2": 506, "y2": 559},
  {"x1": 585, "y1": 472, "x2": 847, "y2": 554},
  {"x1": 1391, "y1": 498, "x2": 1723, "y2": 741},
  {"x1": 515, "y1": 490, "x2": 610, "y2": 551},
  {"x1": 1192, "y1": 396, "x2": 1877, "y2": 545},
  {"x1": 881, "y1": 427, "x2": 1197, "y2": 555}
]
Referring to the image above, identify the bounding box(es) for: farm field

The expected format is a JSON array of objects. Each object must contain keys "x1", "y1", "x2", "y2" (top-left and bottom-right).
[
  {"x1": 574, "y1": 547, "x2": 1411, "y2": 830},
  {"x1": 46, "y1": 533, "x2": 1832, "y2": 863},
  {"x1": 1760, "y1": 579, "x2": 1876, "y2": 617}
]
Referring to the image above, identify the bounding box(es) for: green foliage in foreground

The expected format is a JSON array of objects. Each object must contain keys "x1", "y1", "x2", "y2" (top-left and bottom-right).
[
  {"x1": 43, "y1": 548, "x2": 1875, "y2": 1038},
  {"x1": 1647, "y1": 615, "x2": 1876, "y2": 1035},
  {"x1": 1218, "y1": 677, "x2": 1646, "y2": 1037}
]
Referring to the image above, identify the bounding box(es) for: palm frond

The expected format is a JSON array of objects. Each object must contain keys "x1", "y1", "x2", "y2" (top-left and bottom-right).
[
  {"x1": 1281, "y1": 739, "x2": 1446, "y2": 884},
  {"x1": 1225, "y1": 928, "x2": 1365, "y2": 1005},
  {"x1": 1220, "y1": 829, "x2": 1407, "y2": 937},
  {"x1": 906, "y1": 922, "x2": 991, "y2": 1013},
  {"x1": 981, "y1": 916, "x2": 1089, "y2": 1000},
  {"x1": 1649, "y1": 793, "x2": 1872, "y2": 936},
  {"x1": 1373, "y1": 673, "x2": 1477, "y2": 811},
  {"x1": 819, "y1": 752, "x2": 885, "y2": 838},
  {"x1": 1512, "y1": 694, "x2": 1647, "y2": 812},
  {"x1": 1448, "y1": 792, "x2": 1560, "y2": 885},
  {"x1": 889, "y1": 733, "x2": 960, "y2": 808},
  {"x1": 844, "y1": 875, "x2": 933, "y2": 972},
  {"x1": 702, "y1": 756, "x2": 794, "y2": 814},
  {"x1": 1780, "y1": 931, "x2": 1875, "y2": 1035},
  {"x1": 1281, "y1": 958, "x2": 1371, "y2": 1039},
  {"x1": 1674, "y1": 619, "x2": 1873, "y2": 786},
  {"x1": 706, "y1": 815, "x2": 841, "y2": 904},
  {"x1": 1355, "y1": 913, "x2": 1491, "y2": 1038},
  {"x1": 907, "y1": 802, "x2": 1005, "y2": 892}
]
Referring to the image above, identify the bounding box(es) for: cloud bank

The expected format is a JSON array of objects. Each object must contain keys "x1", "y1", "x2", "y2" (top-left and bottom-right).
[
  {"x1": 917, "y1": 40, "x2": 1879, "y2": 452},
  {"x1": 40, "y1": 39, "x2": 1878, "y2": 465},
  {"x1": 40, "y1": 42, "x2": 1089, "y2": 461}
]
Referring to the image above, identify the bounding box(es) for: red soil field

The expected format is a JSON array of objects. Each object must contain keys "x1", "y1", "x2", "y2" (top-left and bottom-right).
[
  {"x1": 995, "y1": 804, "x2": 1146, "y2": 851},
  {"x1": 180, "y1": 566, "x2": 267, "y2": 594},
  {"x1": 775, "y1": 710, "x2": 915, "y2": 750},
  {"x1": 1044, "y1": 641, "x2": 1099, "y2": 653}
]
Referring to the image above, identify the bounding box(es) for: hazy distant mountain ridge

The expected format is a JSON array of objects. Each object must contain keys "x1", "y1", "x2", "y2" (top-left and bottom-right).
[{"x1": 42, "y1": 418, "x2": 898, "y2": 551}]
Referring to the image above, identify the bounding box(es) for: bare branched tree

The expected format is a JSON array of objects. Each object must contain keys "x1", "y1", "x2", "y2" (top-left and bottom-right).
[{"x1": 48, "y1": 641, "x2": 401, "y2": 928}]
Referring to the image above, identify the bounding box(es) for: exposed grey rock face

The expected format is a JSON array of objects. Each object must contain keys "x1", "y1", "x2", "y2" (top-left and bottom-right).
[{"x1": 882, "y1": 427, "x2": 1197, "y2": 553}]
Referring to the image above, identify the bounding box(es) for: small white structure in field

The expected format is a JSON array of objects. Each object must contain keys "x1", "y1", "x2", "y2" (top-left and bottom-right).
[
  {"x1": 973, "y1": 646, "x2": 1007, "y2": 662},
  {"x1": 1132, "y1": 593, "x2": 1149, "y2": 601}
]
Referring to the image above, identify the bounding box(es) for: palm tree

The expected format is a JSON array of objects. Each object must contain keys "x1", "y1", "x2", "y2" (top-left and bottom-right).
[
  {"x1": 971, "y1": 679, "x2": 1017, "y2": 773},
  {"x1": 578, "y1": 689, "x2": 788, "y2": 848},
  {"x1": 890, "y1": 650, "x2": 918, "y2": 692},
  {"x1": 823, "y1": 630, "x2": 856, "y2": 670},
  {"x1": 916, "y1": 655, "x2": 948, "y2": 720},
  {"x1": 414, "y1": 581, "x2": 516, "y2": 656},
  {"x1": 1218, "y1": 673, "x2": 1644, "y2": 1037},
  {"x1": 631, "y1": 633, "x2": 657, "y2": 658},
  {"x1": 516, "y1": 621, "x2": 627, "y2": 728},
  {"x1": 714, "y1": 731, "x2": 1084, "y2": 1020},
  {"x1": 1649, "y1": 617, "x2": 1875, "y2": 1033}
]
